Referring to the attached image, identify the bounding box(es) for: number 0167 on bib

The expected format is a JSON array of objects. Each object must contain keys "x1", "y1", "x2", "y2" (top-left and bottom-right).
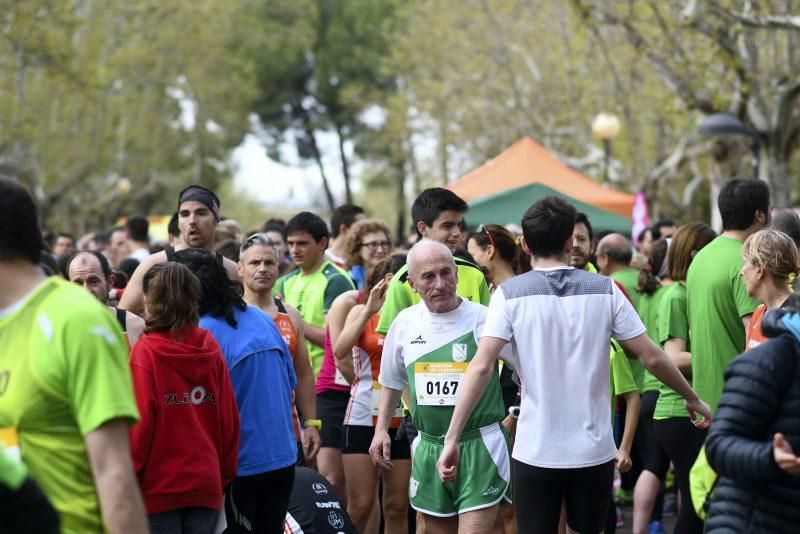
[{"x1": 414, "y1": 362, "x2": 468, "y2": 406}]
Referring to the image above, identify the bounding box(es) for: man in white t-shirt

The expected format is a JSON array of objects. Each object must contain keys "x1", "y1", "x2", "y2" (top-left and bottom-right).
[{"x1": 436, "y1": 196, "x2": 712, "y2": 533}]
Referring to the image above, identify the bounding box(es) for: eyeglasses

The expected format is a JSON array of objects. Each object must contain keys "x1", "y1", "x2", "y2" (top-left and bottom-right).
[
  {"x1": 361, "y1": 240, "x2": 391, "y2": 251},
  {"x1": 476, "y1": 224, "x2": 495, "y2": 249}
]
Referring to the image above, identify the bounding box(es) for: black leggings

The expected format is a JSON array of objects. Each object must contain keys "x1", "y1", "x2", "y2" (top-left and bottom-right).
[
  {"x1": 654, "y1": 419, "x2": 706, "y2": 534},
  {"x1": 224, "y1": 465, "x2": 295, "y2": 533},
  {"x1": 513, "y1": 459, "x2": 613, "y2": 533}
]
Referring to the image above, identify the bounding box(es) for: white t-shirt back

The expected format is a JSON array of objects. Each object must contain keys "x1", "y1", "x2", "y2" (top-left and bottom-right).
[{"x1": 482, "y1": 266, "x2": 645, "y2": 468}]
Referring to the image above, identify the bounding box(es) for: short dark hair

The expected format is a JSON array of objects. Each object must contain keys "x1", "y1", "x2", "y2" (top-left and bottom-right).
[
  {"x1": 651, "y1": 219, "x2": 675, "y2": 240},
  {"x1": 56, "y1": 232, "x2": 75, "y2": 243},
  {"x1": 0, "y1": 178, "x2": 43, "y2": 264},
  {"x1": 64, "y1": 250, "x2": 113, "y2": 279},
  {"x1": 330, "y1": 204, "x2": 364, "y2": 238},
  {"x1": 718, "y1": 179, "x2": 771, "y2": 231},
  {"x1": 263, "y1": 222, "x2": 286, "y2": 238},
  {"x1": 286, "y1": 212, "x2": 329, "y2": 242},
  {"x1": 521, "y1": 196, "x2": 577, "y2": 258},
  {"x1": 126, "y1": 215, "x2": 149, "y2": 242},
  {"x1": 411, "y1": 188, "x2": 468, "y2": 237},
  {"x1": 771, "y1": 209, "x2": 800, "y2": 249},
  {"x1": 118, "y1": 257, "x2": 140, "y2": 280},
  {"x1": 575, "y1": 212, "x2": 594, "y2": 242},
  {"x1": 168, "y1": 211, "x2": 180, "y2": 238},
  {"x1": 172, "y1": 248, "x2": 246, "y2": 328}
]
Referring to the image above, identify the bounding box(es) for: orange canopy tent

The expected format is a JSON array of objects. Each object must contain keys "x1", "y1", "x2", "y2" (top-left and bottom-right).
[{"x1": 446, "y1": 137, "x2": 634, "y2": 217}]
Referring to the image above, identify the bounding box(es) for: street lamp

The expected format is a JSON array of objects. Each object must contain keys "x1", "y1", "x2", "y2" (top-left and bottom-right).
[
  {"x1": 698, "y1": 113, "x2": 760, "y2": 179},
  {"x1": 592, "y1": 112, "x2": 621, "y2": 186}
]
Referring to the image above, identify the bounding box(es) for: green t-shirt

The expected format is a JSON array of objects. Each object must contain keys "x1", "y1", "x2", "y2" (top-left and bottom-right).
[
  {"x1": 611, "y1": 267, "x2": 641, "y2": 310},
  {"x1": 637, "y1": 284, "x2": 670, "y2": 393},
  {"x1": 275, "y1": 259, "x2": 355, "y2": 375},
  {"x1": 687, "y1": 236, "x2": 760, "y2": 413},
  {"x1": 654, "y1": 282, "x2": 691, "y2": 419},
  {"x1": 0, "y1": 277, "x2": 139, "y2": 533},
  {"x1": 376, "y1": 256, "x2": 490, "y2": 335},
  {"x1": 610, "y1": 339, "x2": 638, "y2": 419}
]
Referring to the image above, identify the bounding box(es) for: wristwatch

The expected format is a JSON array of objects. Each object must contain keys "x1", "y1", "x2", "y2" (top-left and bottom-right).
[
  {"x1": 303, "y1": 418, "x2": 322, "y2": 430},
  {"x1": 508, "y1": 406, "x2": 520, "y2": 419}
]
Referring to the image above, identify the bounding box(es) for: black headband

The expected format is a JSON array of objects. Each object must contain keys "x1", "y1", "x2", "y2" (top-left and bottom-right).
[{"x1": 178, "y1": 185, "x2": 220, "y2": 220}]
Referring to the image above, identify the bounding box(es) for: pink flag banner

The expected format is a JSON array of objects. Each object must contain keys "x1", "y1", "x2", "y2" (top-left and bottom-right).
[{"x1": 631, "y1": 190, "x2": 650, "y2": 246}]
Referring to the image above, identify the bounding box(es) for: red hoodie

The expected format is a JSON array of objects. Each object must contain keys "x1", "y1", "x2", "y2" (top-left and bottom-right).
[{"x1": 130, "y1": 326, "x2": 240, "y2": 514}]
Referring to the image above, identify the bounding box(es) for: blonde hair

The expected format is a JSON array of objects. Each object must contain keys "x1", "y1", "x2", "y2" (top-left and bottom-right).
[{"x1": 742, "y1": 228, "x2": 800, "y2": 280}]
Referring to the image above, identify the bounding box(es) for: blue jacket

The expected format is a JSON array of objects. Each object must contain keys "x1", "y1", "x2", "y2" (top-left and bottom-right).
[{"x1": 201, "y1": 306, "x2": 297, "y2": 475}]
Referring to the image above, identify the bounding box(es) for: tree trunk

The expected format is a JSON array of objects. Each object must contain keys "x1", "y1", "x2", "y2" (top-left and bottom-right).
[
  {"x1": 334, "y1": 122, "x2": 352, "y2": 204},
  {"x1": 709, "y1": 158, "x2": 723, "y2": 233},
  {"x1": 395, "y1": 160, "x2": 406, "y2": 246},
  {"x1": 303, "y1": 121, "x2": 336, "y2": 210},
  {"x1": 764, "y1": 144, "x2": 792, "y2": 208}
]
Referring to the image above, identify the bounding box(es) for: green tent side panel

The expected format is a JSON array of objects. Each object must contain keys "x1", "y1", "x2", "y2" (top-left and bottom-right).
[{"x1": 466, "y1": 183, "x2": 632, "y2": 235}]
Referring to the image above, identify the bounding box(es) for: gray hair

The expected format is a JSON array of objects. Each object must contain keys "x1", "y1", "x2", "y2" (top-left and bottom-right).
[
  {"x1": 239, "y1": 233, "x2": 278, "y2": 260},
  {"x1": 407, "y1": 239, "x2": 455, "y2": 278}
]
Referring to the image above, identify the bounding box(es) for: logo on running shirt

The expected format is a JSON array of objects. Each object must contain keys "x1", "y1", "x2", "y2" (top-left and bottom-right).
[
  {"x1": 410, "y1": 335, "x2": 426, "y2": 345},
  {"x1": 452, "y1": 343, "x2": 468, "y2": 362},
  {"x1": 164, "y1": 386, "x2": 218, "y2": 406},
  {"x1": 481, "y1": 485, "x2": 500, "y2": 496},
  {"x1": 327, "y1": 511, "x2": 345, "y2": 529},
  {"x1": 312, "y1": 482, "x2": 328, "y2": 495}
]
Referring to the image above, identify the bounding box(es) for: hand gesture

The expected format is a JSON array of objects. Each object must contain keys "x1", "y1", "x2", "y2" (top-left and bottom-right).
[
  {"x1": 369, "y1": 429, "x2": 394, "y2": 471},
  {"x1": 365, "y1": 274, "x2": 392, "y2": 315},
  {"x1": 614, "y1": 448, "x2": 632, "y2": 473},
  {"x1": 437, "y1": 440, "x2": 460, "y2": 483},
  {"x1": 773, "y1": 433, "x2": 800, "y2": 475},
  {"x1": 302, "y1": 426, "x2": 321, "y2": 462},
  {"x1": 685, "y1": 397, "x2": 713, "y2": 429}
]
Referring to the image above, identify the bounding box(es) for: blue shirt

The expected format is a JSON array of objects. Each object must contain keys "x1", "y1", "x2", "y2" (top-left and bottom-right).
[{"x1": 200, "y1": 306, "x2": 297, "y2": 475}]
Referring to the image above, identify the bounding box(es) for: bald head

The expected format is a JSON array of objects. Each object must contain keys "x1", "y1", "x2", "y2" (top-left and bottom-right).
[
  {"x1": 67, "y1": 251, "x2": 113, "y2": 304},
  {"x1": 407, "y1": 239, "x2": 454, "y2": 278},
  {"x1": 596, "y1": 233, "x2": 633, "y2": 275},
  {"x1": 406, "y1": 239, "x2": 460, "y2": 313}
]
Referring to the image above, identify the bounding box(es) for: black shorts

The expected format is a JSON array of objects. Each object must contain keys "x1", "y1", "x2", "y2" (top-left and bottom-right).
[
  {"x1": 317, "y1": 390, "x2": 350, "y2": 448},
  {"x1": 513, "y1": 459, "x2": 614, "y2": 534},
  {"x1": 341, "y1": 425, "x2": 411, "y2": 459},
  {"x1": 638, "y1": 391, "x2": 670, "y2": 479}
]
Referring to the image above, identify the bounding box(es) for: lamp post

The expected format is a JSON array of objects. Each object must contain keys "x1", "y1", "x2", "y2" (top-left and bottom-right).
[
  {"x1": 592, "y1": 112, "x2": 621, "y2": 186},
  {"x1": 698, "y1": 113, "x2": 760, "y2": 179}
]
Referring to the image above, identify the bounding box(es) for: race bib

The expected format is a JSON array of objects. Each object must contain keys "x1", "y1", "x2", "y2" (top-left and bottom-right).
[
  {"x1": 334, "y1": 367, "x2": 350, "y2": 387},
  {"x1": 414, "y1": 362, "x2": 467, "y2": 406},
  {"x1": 371, "y1": 381, "x2": 403, "y2": 418}
]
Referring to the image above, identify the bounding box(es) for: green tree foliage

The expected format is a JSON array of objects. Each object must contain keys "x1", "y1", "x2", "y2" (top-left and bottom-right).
[
  {"x1": 0, "y1": 0, "x2": 258, "y2": 232},
  {"x1": 249, "y1": 0, "x2": 400, "y2": 210}
]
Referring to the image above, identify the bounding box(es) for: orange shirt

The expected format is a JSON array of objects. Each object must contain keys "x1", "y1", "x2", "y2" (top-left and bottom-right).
[
  {"x1": 275, "y1": 310, "x2": 301, "y2": 441},
  {"x1": 745, "y1": 304, "x2": 769, "y2": 351}
]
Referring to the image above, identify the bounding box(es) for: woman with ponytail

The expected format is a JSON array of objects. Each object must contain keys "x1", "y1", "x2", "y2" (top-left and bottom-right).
[
  {"x1": 466, "y1": 224, "x2": 530, "y2": 289},
  {"x1": 631, "y1": 238, "x2": 674, "y2": 534},
  {"x1": 740, "y1": 228, "x2": 799, "y2": 350}
]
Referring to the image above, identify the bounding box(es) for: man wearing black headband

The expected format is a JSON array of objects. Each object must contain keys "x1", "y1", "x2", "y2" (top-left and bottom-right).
[{"x1": 119, "y1": 185, "x2": 239, "y2": 316}]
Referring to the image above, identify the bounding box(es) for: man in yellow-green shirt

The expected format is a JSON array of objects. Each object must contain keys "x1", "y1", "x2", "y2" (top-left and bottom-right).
[
  {"x1": 377, "y1": 188, "x2": 490, "y2": 335},
  {"x1": 570, "y1": 212, "x2": 598, "y2": 273},
  {"x1": 0, "y1": 178, "x2": 147, "y2": 533}
]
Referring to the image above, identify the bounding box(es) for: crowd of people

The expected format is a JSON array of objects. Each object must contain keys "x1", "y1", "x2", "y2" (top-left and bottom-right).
[{"x1": 1, "y1": 175, "x2": 799, "y2": 534}]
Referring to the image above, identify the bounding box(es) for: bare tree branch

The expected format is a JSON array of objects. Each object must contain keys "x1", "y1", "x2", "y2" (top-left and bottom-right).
[{"x1": 706, "y1": 1, "x2": 800, "y2": 32}]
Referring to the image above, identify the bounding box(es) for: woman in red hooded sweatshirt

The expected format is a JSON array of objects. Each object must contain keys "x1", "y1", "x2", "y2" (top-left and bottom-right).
[{"x1": 130, "y1": 261, "x2": 240, "y2": 534}]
